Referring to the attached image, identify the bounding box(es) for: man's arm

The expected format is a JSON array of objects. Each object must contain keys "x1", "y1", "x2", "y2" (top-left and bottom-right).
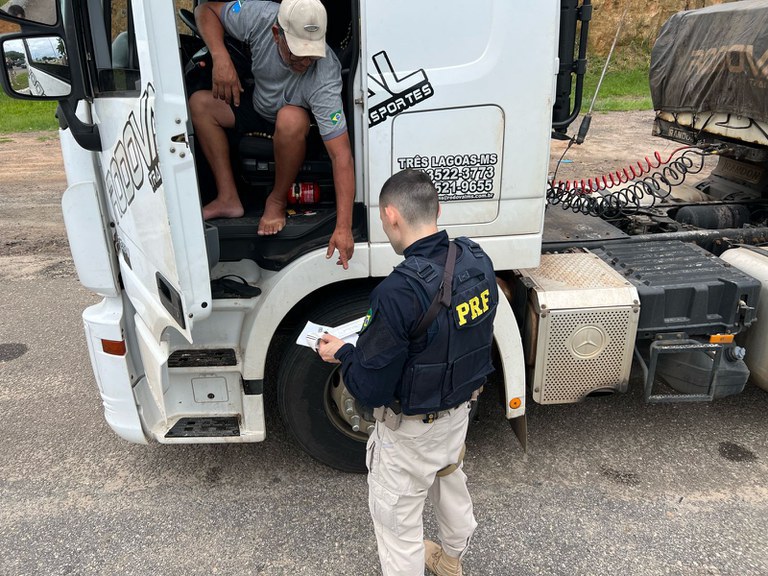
[
  {"x1": 195, "y1": 2, "x2": 243, "y2": 106},
  {"x1": 324, "y1": 132, "x2": 355, "y2": 269}
]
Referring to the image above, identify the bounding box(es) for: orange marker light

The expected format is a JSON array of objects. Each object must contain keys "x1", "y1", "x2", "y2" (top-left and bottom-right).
[
  {"x1": 101, "y1": 339, "x2": 127, "y2": 356},
  {"x1": 509, "y1": 397, "x2": 521, "y2": 409},
  {"x1": 709, "y1": 334, "x2": 734, "y2": 344}
]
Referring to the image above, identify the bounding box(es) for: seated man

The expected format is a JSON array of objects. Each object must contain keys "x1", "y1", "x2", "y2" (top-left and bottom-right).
[{"x1": 190, "y1": 0, "x2": 354, "y2": 268}]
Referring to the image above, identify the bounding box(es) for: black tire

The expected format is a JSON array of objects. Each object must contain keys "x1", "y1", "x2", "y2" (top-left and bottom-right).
[{"x1": 277, "y1": 288, "x2": 372, "y2": 473}]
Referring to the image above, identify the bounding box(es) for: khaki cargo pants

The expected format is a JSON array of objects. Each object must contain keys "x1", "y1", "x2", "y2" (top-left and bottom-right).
[{"x1": 366, "y1": 402, "x2": 477, "y2": 575}]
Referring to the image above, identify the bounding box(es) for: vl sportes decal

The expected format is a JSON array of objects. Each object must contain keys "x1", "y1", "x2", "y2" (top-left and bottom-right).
[{"x1": 367, "y1": 51, "x2": 434, "y2": 127}]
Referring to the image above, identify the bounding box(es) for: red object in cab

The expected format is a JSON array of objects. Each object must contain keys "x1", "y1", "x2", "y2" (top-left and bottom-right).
[{"x1": 287, "y1": 182, "x2": 320, "y2": 204}]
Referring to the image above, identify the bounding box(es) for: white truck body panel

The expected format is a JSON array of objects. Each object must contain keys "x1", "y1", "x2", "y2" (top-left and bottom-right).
[
  {"x1": 62, "y1": 181, "x2": 119, "y2": 296},
  {"x1": 83, "y1": 297, "x2": 146, "y2": 444},
  {"x1": 363, "y1": 0, "x2": 558, "y2": 273}
]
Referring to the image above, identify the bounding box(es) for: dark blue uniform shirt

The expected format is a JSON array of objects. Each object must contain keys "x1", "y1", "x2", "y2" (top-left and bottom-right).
[{"x1": 334, "y1": 230, "x2": 451, "y2": 408}]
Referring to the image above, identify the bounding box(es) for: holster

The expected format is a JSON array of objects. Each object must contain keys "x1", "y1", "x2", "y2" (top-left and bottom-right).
[{"x1": 373, "y1": 405, "x2": 402, "y2": 431}]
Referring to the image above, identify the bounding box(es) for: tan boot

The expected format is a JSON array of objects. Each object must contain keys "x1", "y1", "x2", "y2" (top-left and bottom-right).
[{"x1": 424, "y1": 539, "x2": 463, "y2": 576}]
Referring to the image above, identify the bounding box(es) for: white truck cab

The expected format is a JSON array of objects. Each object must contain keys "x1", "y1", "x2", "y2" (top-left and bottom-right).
[
  {"x1": 3, "y1": 0, "x2": 766, "y2": 472},
  {"x1": 0, "y1": 0, "x2": 577, "y2": 471}
]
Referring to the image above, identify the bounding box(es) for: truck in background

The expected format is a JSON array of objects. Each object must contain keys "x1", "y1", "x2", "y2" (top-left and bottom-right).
[{"x1": 0, "y1": 0, "x2": 765, "y2": 472}]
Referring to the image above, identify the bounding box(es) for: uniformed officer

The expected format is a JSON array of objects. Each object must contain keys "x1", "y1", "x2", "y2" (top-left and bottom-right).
[{"x1": 318, "y1": 169, "x2": 498, "y2": 576}]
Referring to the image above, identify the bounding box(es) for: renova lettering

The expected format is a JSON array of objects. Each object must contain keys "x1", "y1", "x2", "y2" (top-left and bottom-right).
[{"x1": 105, "y1": 83, "x2": 162, "y2": 222}]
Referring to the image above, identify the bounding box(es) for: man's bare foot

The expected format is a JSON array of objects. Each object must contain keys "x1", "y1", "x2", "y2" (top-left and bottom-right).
[
  {"x1": 258, "y1": 194, "x2": 287, "y2": 235},
  {"x1": 203, "y1": 198, "x2": 245, "y2": 220}
]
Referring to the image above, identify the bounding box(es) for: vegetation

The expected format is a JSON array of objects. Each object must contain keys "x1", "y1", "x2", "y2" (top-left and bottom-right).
[
  {"x1": 580, "y1": 59, "x2": 653, "y2": 113},
  {"x1": 0, "y1": 91, "x2": 58, "y2": 133}
]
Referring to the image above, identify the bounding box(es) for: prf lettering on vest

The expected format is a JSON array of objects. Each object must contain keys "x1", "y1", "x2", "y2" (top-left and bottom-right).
[{"x1": 456, "y1": 289, "x2": 491, "y2": 326}]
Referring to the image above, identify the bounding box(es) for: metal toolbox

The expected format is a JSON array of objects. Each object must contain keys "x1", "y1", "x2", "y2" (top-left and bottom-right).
[{"x1": 516, "y1": 252, "x2": 640, "y2": 404}]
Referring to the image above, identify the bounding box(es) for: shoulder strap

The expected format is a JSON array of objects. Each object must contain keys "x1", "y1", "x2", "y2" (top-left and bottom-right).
[{"x1": 410, "y1": 241, "x2": 458, "y2": 339}]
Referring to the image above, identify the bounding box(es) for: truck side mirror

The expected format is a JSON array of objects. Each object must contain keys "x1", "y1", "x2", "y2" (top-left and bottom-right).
[
  {"x1": 1, "y1": 36, "x2": 71, "y2": 99},
  {"x1": 0, "y1": 2, "x2": 57, "y2": 26}
]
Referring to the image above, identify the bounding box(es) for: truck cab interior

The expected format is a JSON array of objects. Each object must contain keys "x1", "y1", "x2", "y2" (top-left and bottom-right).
[{"x1": 178, "y1": 0, "x2": 367, "y2": 273}]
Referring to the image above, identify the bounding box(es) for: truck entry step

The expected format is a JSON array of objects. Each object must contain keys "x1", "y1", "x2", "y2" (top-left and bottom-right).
[
  {"x1": 165, "y1": 417, "x2": 240, "y2": 438},
  {"x1": 168, "y1": 349, "x2": 237, "y2": 368}
]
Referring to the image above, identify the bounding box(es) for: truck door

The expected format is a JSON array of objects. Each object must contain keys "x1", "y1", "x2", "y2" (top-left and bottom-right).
[
  {"x1": 89, "y1": 0, "x2": 210, "y2": 342},
  {"x1": 364, "y1": 0, "x2": 559, "y2": 245}
]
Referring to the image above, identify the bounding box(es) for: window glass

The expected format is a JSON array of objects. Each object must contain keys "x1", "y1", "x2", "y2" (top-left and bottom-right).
[{"x1": 94, "y1": 0, "x2": 140, "y2": 93}]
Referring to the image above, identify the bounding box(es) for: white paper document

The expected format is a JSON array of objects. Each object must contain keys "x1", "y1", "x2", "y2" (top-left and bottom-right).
[{"x1": 296, "y1": 316, "x2": 366, "y2": 350}]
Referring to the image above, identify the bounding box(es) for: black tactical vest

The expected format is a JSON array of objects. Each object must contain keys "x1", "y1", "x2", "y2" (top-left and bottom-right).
[{"x1": 394, "y1": 237, "x2": 498, "y2": 414}]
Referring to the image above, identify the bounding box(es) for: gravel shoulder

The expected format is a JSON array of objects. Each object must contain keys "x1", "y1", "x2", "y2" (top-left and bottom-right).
[{"x1": 0, "y1": 131, "x2": 72, "y2": 281}]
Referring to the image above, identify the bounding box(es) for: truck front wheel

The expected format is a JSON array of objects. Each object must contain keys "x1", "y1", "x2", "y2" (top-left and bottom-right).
[{"x1": 277, "y1": 290, "x2": 373, "y2": 473}]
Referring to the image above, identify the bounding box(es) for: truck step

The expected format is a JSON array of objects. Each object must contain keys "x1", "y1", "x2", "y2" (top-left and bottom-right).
[
  {"x1": 168, "y1": 348, "x2": 237, "y2": 368},
  {"x1": 165, "y1": 417, "x2": 240, "y2": 438}
]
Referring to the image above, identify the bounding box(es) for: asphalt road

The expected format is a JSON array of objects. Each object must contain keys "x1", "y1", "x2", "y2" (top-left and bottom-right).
[{"x1": 1, "y1": 267, "x2": 768, "y2": 576}]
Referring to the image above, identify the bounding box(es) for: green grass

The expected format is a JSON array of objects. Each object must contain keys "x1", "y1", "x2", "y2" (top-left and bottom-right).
[
  {"x1": 0, "y1": 91, "x2": 59, "y2": 133},
  {"x1": 580, "y1": 62, "x2": 653, "y2": 112},
  {"x1": 10, "y1": 70, "x2": 28, "y2": 91}
]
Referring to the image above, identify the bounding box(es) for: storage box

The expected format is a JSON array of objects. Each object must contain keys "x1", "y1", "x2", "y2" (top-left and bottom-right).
[
  {"x1": 517, "y1": 252, "x2": 640, "y2": 404},
  {"x1": 593, "y1": 241, "x2": 760, "y2": 339}
]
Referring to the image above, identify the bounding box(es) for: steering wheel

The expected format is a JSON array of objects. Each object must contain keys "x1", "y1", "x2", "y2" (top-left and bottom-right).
[{"x1": 178, "y1": 8, "x2": 200, "y2": 38}]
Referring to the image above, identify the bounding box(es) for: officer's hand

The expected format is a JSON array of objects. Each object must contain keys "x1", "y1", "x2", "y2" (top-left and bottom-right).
[
  {"x1": 211, "y1": 57, "x2": 243, "y2": 106},
  {"x1": 318, "y1": 334, "x2": 344, "y2": 363},
  {"x1": 327, "y1": 226, "x2": 354, "y2": 270}
]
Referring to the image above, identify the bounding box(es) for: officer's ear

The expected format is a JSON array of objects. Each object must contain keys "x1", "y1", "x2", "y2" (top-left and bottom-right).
[{"x1": 382, "y1": 204, "x2": 400, "y2": 228}]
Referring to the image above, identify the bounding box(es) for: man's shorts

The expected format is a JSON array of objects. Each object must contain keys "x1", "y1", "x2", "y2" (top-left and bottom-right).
[{"x1": 231, "y1": 83, "x2": 276, "y2": 136}]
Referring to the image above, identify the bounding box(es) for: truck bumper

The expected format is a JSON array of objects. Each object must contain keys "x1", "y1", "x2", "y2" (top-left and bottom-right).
[{"x1": 83, "y1": 297, "x2": 147, "y2": 444}]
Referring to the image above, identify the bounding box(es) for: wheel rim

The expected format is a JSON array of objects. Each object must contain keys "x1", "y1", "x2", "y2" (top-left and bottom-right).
[{"x1": 324, "y1": 368, "x2": 375, "y2": 442}]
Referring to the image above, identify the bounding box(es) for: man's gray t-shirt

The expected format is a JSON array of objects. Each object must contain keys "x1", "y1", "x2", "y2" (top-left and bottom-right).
[{"x1": 221, "y1": 0, "x2": 347, "y2": 141}]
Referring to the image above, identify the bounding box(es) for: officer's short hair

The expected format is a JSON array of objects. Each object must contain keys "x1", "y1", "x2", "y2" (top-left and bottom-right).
[{"x1": 380, "y1": 169, "x2": 439, "y2": 227}]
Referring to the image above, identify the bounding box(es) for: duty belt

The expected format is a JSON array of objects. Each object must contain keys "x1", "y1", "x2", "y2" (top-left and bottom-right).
[
  {"x1": 373, "y1": 388, "x2": 483, "y2": 428},
  {"x1": 400, "y1": 405, "x2": 464, "y2": 424}
]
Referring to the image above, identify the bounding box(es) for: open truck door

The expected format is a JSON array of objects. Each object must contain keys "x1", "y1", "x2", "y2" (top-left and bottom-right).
[
  {"x1": 0, "y1": 0, "x2": 212, "y2": 443},
  {"x1": 88, "y1": 1, "x2": 212, "y2": 343},
  {"x1": 0, "y1": 0, "x2": 211, "y2": 343}
]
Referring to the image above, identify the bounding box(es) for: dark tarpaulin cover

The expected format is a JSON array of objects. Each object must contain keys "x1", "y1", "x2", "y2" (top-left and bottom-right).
[{"x1": 650, "y1": 0, "x2": 768, "y2": 124}]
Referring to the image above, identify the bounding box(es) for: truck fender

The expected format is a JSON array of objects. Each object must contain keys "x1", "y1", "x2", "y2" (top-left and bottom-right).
[
  {"x1": 240, "y1": 245, "x2": 371, "y2": 381},
  {"x1": 493, "y1": 290, "x2": 527, "y2": 421},
  {"x1": 493, "y1": 289, "x2": 528, "y2": 450}
]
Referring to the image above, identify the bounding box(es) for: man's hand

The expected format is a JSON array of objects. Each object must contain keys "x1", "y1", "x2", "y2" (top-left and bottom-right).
[
  {"x1": 318, "y1": 334, "x2": 345, "y2": 363},
  {"x1": 195, "y1": 2, "x2": 243, "y2": 106},
  {"x1": 327, "y1": 226, "x2": 354, "y2": 269},
  {"x1": 323, "y1": 133, "x2": 355, "y2": 269},
  {"x1": 212, "y1": 58, "x2": 243, "y2": 106}
]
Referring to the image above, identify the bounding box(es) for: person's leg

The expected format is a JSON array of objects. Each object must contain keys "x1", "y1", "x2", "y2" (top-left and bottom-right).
[
  {"x1": 189, "y1": 90, "x2": 244, "y2": 220},
  {"x1": 258, "y1": 104, "x2": 310, "y2": 235},
  {"x1": 367, "y1": 421, "x2": 434, "y2": 576},
  {"x1": 369, "y1": 481, "x2": 429, "y2": 576},
  {"x1": 426, "y1": 405, "x2": 476, "y2": 572},
  {"x1": 428, "y1": 464, "x2": 477, "y2": 557}
]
